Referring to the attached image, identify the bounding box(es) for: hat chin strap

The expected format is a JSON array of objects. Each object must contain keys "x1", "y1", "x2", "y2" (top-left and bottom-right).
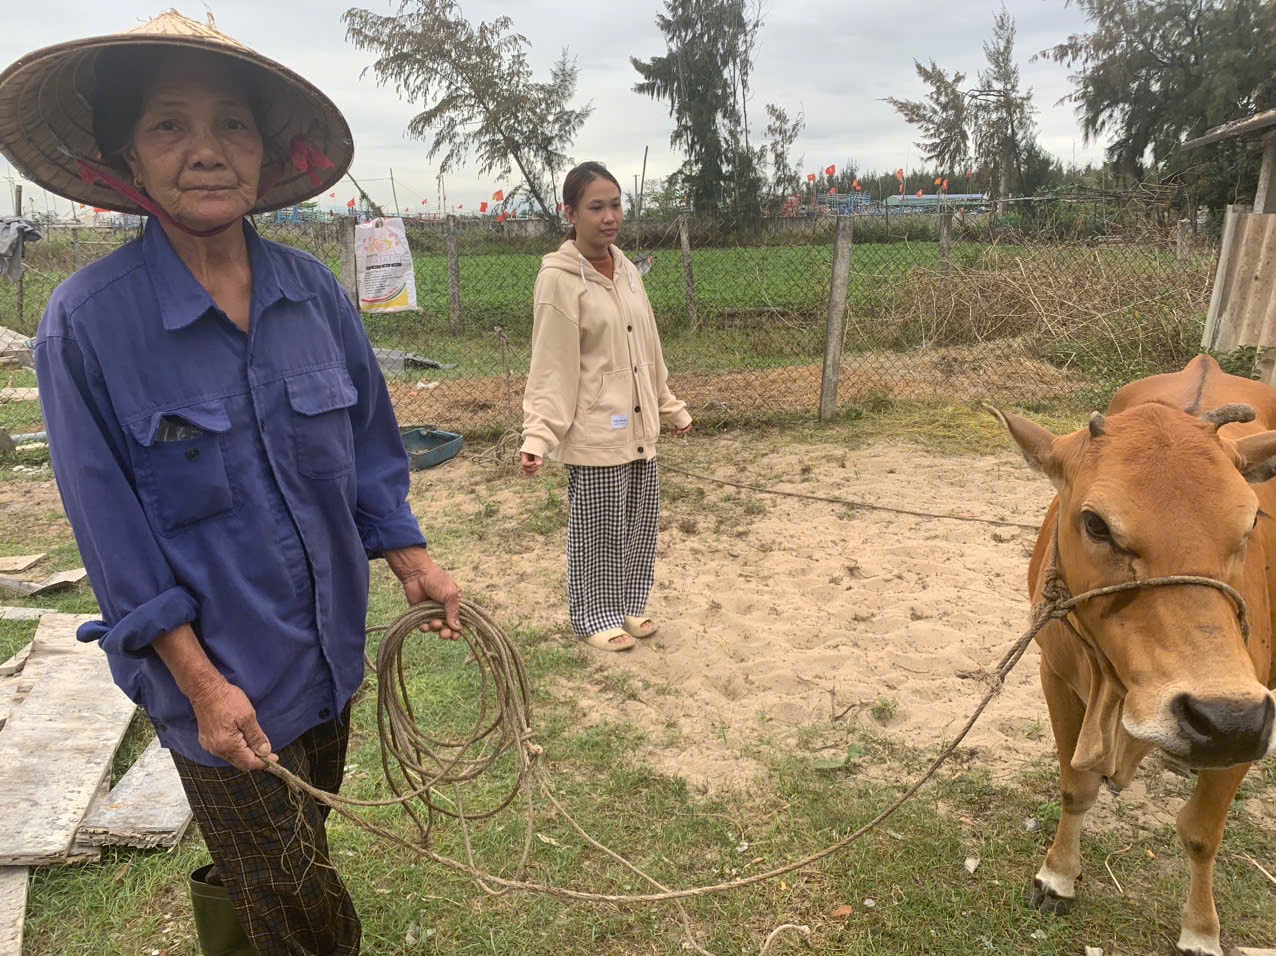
[{"x1": 75, "y1": 136, "x2": 337, "y2": 239}]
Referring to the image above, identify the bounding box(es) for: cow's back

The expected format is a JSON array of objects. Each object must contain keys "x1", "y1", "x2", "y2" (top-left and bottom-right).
[{"x1": 1108, "y1": 354, "x2": 1276, "y2": 430}]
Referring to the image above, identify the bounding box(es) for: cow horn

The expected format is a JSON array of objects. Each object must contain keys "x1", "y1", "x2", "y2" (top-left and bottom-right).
[
  {"x1": 1088, "y1": 412, "x2": 1105, "y2": 438},
  {"x1": 1200, "y1": 404, "x2": 1256, "y2": 428}
]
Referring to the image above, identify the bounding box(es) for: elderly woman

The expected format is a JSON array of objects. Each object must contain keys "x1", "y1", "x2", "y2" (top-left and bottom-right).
[{"x1": 0, "y1": 12, "x2": 459, "y2": 955}]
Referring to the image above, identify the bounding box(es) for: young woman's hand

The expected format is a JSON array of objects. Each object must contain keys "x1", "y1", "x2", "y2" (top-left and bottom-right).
[
  {"x1": 670, "y1": 421, "x2": 693, "y2": 437},
  {"x1": 521, "y1": 452, "x2": 543, "y2": 477}
]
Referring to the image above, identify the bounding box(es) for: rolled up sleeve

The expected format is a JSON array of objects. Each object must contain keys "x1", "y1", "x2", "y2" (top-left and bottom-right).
[
  {"x1": 35, "y1": 329, "x2": 200, "y2": 658},
  {"x1": 334, "y1": 283, "x2": 428, "y2": 558}
]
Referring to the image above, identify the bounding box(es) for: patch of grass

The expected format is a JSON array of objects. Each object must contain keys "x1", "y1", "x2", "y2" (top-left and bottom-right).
[
  {"x1": 871, "y1": 697, "x2": 899, "y2": 724},
  {"x1": 0, "y1": 618, "x2": 37, "y2": 665}
]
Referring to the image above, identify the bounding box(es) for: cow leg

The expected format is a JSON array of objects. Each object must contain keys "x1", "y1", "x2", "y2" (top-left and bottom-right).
[
  {"x1": 1173, "y1": 764, "x2": 1249, "y2": 956},
  {"x1": 1032, "y1": 660, "x2": 1102, "y2": 916}
]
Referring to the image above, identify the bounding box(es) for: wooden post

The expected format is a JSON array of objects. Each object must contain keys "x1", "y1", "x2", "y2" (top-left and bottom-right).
[
  {"x1": 1254, "y1": 131, "x2": 1276, "y2": 213},
  {"x1": 13, "y1": 186, "x2": 22, "y2": 329},
  {"x1": 819, "y1": 215, "x2": 855, "y2": 421},
  {"x1": 679, "y1": 216, "x2": 699, "y2": 331},
  {"x1": 939, "y1": 208, "x2": 953, "y2": 278},
  {"x1": 337, "y1": 217, "x2": 358, "y2": 307},
  {"x1": 446, "y1": 215, "x2": 463, "y2": 333},
  {"x1": 1176, "y1": 218, "x2": 1190, "y2": 271},
  {"x1": 1202, "y1": 203, "x2": 1243, "y2": 351}
]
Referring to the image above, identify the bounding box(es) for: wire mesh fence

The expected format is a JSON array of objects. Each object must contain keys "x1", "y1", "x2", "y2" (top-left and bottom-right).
[{"x1": 1, "y1": 200, "x2": 1222, "y2": 446}]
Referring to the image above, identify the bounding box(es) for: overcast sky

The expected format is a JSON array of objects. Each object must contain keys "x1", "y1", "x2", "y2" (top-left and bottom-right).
[{"x1": 1, "y1": 0, "x2": 1109, "y2": 218}]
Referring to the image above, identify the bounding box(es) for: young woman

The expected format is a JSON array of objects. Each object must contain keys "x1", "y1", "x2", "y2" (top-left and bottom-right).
[{"x1": 520, "y1": 162, "x2": 692, "y2": 652}]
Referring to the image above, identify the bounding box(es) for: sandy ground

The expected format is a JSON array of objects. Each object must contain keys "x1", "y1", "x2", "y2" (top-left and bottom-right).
[{"x1": 409, "y1": 436, "x2": 1274, "y2": 834}]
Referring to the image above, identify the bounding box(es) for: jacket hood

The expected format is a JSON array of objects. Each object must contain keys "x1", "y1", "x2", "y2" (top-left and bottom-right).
[{"x1": 542, "y1": 240, "x2": 638, "y2": 292}]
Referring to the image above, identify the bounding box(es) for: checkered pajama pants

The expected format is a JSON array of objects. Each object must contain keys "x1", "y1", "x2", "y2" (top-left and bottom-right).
[
  {"x1": 566, "y1": 458, "x2": 660, "y2": 636},
  {"x1": 169, "y1": 706, "x2": 360, "y2": 956}
]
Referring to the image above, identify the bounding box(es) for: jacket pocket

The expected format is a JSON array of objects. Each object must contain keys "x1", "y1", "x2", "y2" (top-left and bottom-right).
[
  {"x1": 126, "y1": 400, "x2": 235, "y2": 536},
  {"x1": 584, "y1": 368, "x2": 634, "y2": 436},
  {"x1": 285, "y1": 366, "x2": 359, "y2": 479}
]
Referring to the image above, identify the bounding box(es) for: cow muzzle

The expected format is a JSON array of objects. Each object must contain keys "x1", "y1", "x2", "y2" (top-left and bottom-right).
[{"x1": 1167, "y1": 692, "x2": 1275, "y2": 767}]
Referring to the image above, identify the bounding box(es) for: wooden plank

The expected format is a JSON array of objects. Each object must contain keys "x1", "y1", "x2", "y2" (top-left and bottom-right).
[
  {"x1": 78, "y1": 738, "x2": 191, "y2": 850},
  {"x1": 0, "y1": 606, "x2": 53, "y2": 622},
  {"x1": 0, "y1": 388, "x2": 38, "y2": 403},
  {"x1": 0, "y1": 614, "x2": 136, "y2": 866},
  {"x1": 1233, "y1": 949, "x2": 1276, "y2": 956},
  {"x1": 0, "y1": 642, "x2": 30, "y2": 677},
  {"x1": 1183, "y1": 106, "x2": 1276, "y2": 149},
  {"x1": 0, "y1": 568, "x2": 86, "y2": 598},
  {"x1": 0, "y1": 675, "x2": 17, "y2": 730},
  {"x1": 1257, "y1": 132, "x2": 1276, "y2": 214},
  {"x1": 0, "y1": 867, "x2": 27, "y2": 956},
  {"x1": 0, "y1": 555, "x2": 45, "y2": 574}
]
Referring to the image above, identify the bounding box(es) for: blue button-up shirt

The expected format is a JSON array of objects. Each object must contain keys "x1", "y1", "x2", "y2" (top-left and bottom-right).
[{"x1": 35, "y1": 220, "x2": 426, "y2": 765}]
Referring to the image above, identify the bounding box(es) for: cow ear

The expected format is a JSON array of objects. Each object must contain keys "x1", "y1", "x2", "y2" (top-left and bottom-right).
[
  {"x1": 1231, "y1": 430, "x2": 1276, "y2": 483},
  {"x1": 985, "y1": 405, "x2": 1063, "y2": 488}
]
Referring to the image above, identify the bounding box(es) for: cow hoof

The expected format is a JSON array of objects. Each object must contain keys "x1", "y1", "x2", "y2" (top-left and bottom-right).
[
  {"x1": 1030, "y1": 878, "x2": 1074, "y2": 915},
  {"x1": 1173, "y1": 928, "x2": 1223, "y2": 956}
]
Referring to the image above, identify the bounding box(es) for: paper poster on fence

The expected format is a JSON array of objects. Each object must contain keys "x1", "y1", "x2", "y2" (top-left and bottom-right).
[{"x1": 355, "y1": 217, "x2": 418, "y2": 313}]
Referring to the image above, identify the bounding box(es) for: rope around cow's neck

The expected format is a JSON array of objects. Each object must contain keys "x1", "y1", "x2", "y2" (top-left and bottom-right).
[{"x1": 259, "y1": 559, "x2": 1248, "y2": 953}]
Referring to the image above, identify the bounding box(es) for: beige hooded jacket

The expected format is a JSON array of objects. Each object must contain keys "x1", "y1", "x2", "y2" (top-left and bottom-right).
[{"x1": 520, "y1": 240, "x2": 691, "y2": 466}]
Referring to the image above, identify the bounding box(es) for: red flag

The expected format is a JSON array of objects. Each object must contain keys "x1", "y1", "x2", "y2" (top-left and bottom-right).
[
  {"x1": 92, "y1": 207, "x2": 110, "y2": 213},
  {"x1": 806, "y1": 173, "x2": 816, "y2": 182},
  {"x1": 934, "y1": 178, "x2": 943, "y2": 186},
  {"x1": 898, "y1": 183, "x2": 904, "y2": 194},
  {"x1": 942, "y1": 179, "x2": 949, "y2": 191},
  {"x1": 497, "y1": 212, "x2": 507, "y2": 223},
  {"x1": 458, "y1": 203, "x2": 464, "y2": 209},
  {"x1": 480, "y1": 201, "x2": 489, "y2": 213},
  {"x1": 346, "y1": 198, "x2": 355, "y2": 209},
  {"x1": 852, "y1": 179, "x2": 860, "y2": 190},
  {"x1": 557, "y1": 202, "x2": 563, "y2": 212},
  {"x1": 828, "y1": 187, "x2": 837, "y2": 195},
  {"x1": 896, "y1": 168, "x2": 905, "y2": 181},
  {"x1": 329, "y1": 192, "x2": 335, "y2": 198},
  {"x1": 492, "y1": 189, "x2": 504, "y2": 201},
  {"x1": 825, "y1": 165, "x2": 836, "y2": 177},
  {"x1": 421, "y1": 199, "x2": 427, "y2": 205},
  {"x1": 916, "y1": 190, "x2": 924, "y2": 198}
]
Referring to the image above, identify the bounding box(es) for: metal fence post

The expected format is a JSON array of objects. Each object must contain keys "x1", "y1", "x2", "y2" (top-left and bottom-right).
[
  {"x1": 447, "y1": 215, "x2": 463, "y2": 334},
  {"x1": 1176, "y1": 218, "x2": 1190, "y2": 271},
  {"x1": 939, "y1": 208, "x2": 953, "y2": 278},
  {"x1": 819, "y1": 215, "x2": 855, "y2": 422},
  {"x1": 338, "y1": 217, "x2": 358, "y2": 307},
  {"x1": 14, "y1": 185, "x2": 23, "y2": 329},
  {"x1": 679, "y1": 216, "x2": 699, "y2": 331}
]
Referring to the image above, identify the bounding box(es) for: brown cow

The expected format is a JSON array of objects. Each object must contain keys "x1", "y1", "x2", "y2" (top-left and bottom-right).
[{"x1": 991, "y1": 354, "x2": 1276, "y2": 956}]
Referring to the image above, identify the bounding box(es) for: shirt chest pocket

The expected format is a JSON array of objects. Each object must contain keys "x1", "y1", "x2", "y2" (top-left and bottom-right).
[
  {"x1": 126, "y1": 401, "x2": 235, "y2": 537},
  {"x1": 284, "y1": 367, "x2": 359, "y2": 479}
]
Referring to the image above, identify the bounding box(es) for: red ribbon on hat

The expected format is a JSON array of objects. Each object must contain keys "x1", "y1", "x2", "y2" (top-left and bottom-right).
[{"x1": 289, "y1": 136, "x2": 335, "y2": 187}]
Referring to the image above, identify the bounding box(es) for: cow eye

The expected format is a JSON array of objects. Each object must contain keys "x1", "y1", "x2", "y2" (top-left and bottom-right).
[{"x1": 1082, "y1": 511, "x2": 1112, "y2": 541}]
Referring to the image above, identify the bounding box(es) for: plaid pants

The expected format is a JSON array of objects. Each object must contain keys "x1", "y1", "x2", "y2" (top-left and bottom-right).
[
  {"x1": 170, "y1": 706, "x2": 360, "y2": 956},
  {"x1": 566, "y1": 459, "x2": 660, "y2": 636}
]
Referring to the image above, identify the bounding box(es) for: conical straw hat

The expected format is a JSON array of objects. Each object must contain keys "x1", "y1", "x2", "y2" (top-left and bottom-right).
[{"x1": 0, "y1": 9, "x2": 353, "y2": 215}]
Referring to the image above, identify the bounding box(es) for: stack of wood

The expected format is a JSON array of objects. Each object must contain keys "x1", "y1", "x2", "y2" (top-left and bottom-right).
[{"x1": 0, "y1": 613, "x2": 192, "y2": 955}]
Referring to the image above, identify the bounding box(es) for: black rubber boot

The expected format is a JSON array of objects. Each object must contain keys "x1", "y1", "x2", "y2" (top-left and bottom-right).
[{"x1": 189, "y1": 865, "x2": 257, "y2": 956}]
